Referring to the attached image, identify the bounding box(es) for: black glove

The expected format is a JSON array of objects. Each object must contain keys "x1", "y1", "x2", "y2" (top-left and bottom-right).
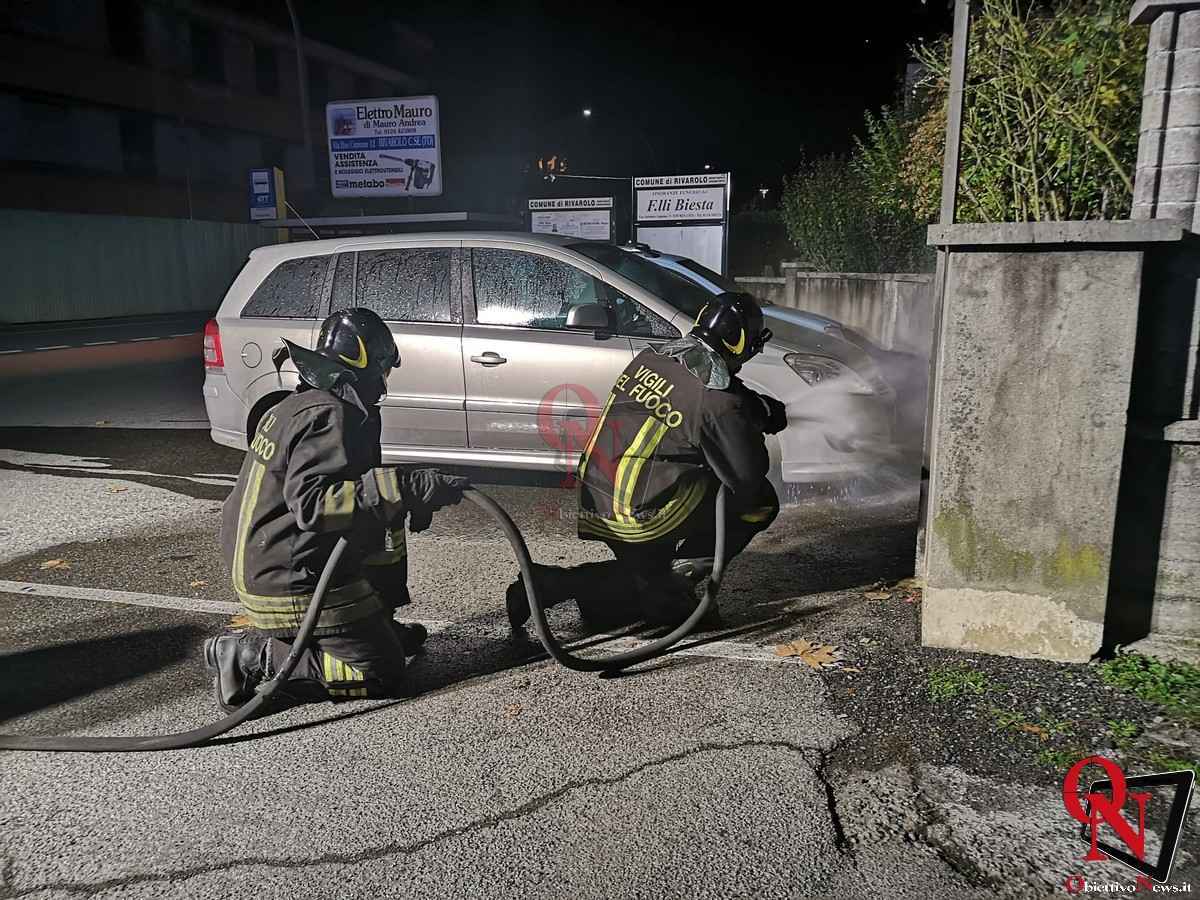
[
  {"x1": 759, "y1": 394, "x2": 788, "y2": 435},
  {"x1": 401, "y1": 469, "x2": 470, "y2": 533}
]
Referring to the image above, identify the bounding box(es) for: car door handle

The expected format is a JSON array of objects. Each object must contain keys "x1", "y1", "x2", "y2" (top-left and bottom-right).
[{"x1": 470, "y1": 352, "x2": 507, "y2": 366}]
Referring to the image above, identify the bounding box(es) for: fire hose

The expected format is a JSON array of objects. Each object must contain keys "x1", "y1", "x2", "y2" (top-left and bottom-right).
[{"x1": 0, "y1": 486, "x2": 724, "y2": 752}]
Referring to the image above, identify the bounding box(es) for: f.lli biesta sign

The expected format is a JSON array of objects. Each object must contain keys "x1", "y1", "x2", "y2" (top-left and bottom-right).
[
  {"x1": 634, "y1": 174, "x2": 726, "y2": 222},
  {"x1": 326, "y1": 95, "x2": 442, "y2": 198}
]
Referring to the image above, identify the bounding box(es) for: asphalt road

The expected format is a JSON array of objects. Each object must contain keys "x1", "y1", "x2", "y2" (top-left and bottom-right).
[{"x1": 0, "y1": 355, "x2": 1169, "y2": 899}]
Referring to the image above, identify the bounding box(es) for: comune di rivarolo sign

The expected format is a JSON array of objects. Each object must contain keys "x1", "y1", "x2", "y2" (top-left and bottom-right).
[
  {"x1": 325, "y1": 95, "x2": 443, "y2": 198},
  {"x1": 633, "y1": 173, "x2": 730, "y2": 273}
]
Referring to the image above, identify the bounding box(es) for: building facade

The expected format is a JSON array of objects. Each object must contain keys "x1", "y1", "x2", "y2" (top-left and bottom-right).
[{"x1": 0, "y1": 0, "x2": 422, "y2": 222}]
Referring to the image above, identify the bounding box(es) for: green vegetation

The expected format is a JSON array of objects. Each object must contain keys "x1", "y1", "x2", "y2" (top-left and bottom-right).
[
  {"x1": 1142, "y1": 753, "x2": 1200, "y2": 779},
  {"x1": 915, "y1": 0, "x2": 1146, "y2": 223},
  {"x1": 1036, "y1": 746, "x2": 1087, "y2": 771},
  {"x1": 1105, "y1": 719, "x2": 1139, "y2": 748},
  {"x1": 779, "y1": 0, "x2": 1146, "y2": 271},
  {"x1": 1098, "y1": 653, "x2": 1200, "y2": 724},
  {"x1": 928, "y1": 663, "x2": 993, "y2": 701}
]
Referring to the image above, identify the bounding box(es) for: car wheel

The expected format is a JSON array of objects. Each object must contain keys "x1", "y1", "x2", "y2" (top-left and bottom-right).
[{"x1": 247, "y1": 392, "x2": 288, "y2": 441}]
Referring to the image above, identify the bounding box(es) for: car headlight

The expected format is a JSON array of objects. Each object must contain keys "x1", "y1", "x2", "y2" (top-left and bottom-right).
[{"x1": 784, "y1": 353, "x2": 874, "y2": 393}]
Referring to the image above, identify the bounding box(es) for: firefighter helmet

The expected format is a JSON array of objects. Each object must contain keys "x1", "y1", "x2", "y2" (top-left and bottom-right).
[
  {"x1": 282, "y1": 307, "x2": 401, "y2": 392},
  {"x1": 691, "y1": 292, "x2": 771, "y2": 371}
]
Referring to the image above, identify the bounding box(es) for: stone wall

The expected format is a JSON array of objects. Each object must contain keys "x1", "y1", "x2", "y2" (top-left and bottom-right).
[{"x1": 736, "y1": 269, "x2": 934, "y2": 354}]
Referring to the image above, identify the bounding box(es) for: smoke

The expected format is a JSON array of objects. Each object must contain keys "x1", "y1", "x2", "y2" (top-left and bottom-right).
[{"x1": 776, "y1": 346, "x2": 929, "y2": 508}]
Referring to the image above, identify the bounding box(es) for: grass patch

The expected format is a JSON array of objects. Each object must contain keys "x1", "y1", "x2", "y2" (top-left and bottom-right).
[
  {"x1": 1036, "y1": 747, "x2": 1088, "y2": 771},
  {"x1": 1105, "y1": 719, "x2": 1139, "y2": 749},
  {"x1": 927, "y1": 664, "x2": 993, "y2": 702},
  {"x1": 1141, "y1": 752, "x2": 1200, "y2": 779},
  {"x1": 1098, "y1": 653, "x2": 1200, "y2": 723}
]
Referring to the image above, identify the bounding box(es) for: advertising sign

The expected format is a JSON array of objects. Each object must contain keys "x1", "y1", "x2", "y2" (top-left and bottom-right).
[
  {"x1": 248, "y1": 167, "x2": 282, "y2": 221},
  {"x1": 529, "y1": 197, "x2": 613, "y2": 241},
  {"x1": 635, "y1": 186, "x2": 724, "y2": 221},
  {"x1": 633, "y1": 173, "x2": 730, "y2": 273},
  {"x1": 326, "y1": 95, "x2": 442, "y2": 198}
]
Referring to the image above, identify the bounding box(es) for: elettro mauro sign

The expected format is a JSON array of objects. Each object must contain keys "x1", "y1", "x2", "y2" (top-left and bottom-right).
[{"x1": 326, "y1": 95, "x2": 442, "y2": 198}]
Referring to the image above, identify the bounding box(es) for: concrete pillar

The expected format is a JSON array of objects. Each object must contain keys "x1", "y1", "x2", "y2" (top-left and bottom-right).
[
  {"x1": 1131, "y1": 1, "x2": 1200, "y2": 228},
  {"x1": 922, "y1": 221, "x2": 1186, "y2": 663}
]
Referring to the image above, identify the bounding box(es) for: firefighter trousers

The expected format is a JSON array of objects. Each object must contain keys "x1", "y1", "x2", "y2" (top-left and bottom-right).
[{"x1": 546, "y1": 479, "x2": 780, "y2": 624}]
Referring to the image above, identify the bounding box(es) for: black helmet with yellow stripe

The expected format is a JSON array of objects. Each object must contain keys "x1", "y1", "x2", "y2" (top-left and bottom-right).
[
  {"x1": 690, "y1": 292, "x2": 771, "y2": 373},
  {"x1": 282, "y1": 307, "x2": 400, "y2": 396}
]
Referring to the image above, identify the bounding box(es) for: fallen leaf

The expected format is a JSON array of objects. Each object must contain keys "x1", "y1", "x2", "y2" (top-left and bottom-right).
[
  {"x1": 841, "y1": 666, "x2": 863, "y2": 674},
  {"x1": 902, "y1": 590, "x2": 923, "y2": 604},
  {"x1": 892, "y1": 576, "x2": 925, "y2": 591},
  {"x1": 1020, "y1": 723, "x2": 1050, "y2": 741},
  {"x1": 227, "y1": 614, "x2": 253, "y2": 629},
  {"x1": 108, "y1": 486, "x2": 127, "y2": 493},
  {"x1": 189, "y1": 579, "x2": 208, "y2": 588},
  {"x1": 39, "y1": 559, "x2": 70, "y2": 570},
  {"x1": 774, "y1": 639, "x2": 843, "y2": 669},
  {"x1": 864, "y1": 591, "x2": 892, "y2": 601},
  {"x1": 504, "y1": 703, "x2": 522, "y2": 718}
]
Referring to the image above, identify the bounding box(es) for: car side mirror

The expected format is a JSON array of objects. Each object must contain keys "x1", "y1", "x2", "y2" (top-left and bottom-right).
[{"x1": 565, "y1": 303, "x2": 610, "y2": 331}]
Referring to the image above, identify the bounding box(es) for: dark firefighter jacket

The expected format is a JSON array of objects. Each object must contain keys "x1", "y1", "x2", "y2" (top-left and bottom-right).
[
  {"x1": 576, "y1": 346, "x2": 776, "y2": 545},
  {"x1": 221, "y1": 385, "x2": 408, "y2": 637}
]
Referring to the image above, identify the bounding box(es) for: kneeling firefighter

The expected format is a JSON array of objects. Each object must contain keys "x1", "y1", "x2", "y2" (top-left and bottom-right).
[
  {"x1": 205, "y1": 308, "x2": 468, "y2": 711},
  {"x1": 507, "y1": 291, "x2": 787, "y2": 629}
]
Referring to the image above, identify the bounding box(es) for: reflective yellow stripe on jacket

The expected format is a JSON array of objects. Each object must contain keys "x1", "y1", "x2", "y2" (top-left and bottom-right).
[
  {"x1": 580, "y1": 477, "x2": 708, "y2": 544},
  {"x1": 612, "y1": 416, "x2": 669, "y2": 524},
  {"x1": 576, "y1": 392, "x2": 617, "y2": 480}
]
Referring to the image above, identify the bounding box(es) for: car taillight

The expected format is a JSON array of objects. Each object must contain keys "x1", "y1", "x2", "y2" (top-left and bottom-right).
[{"x1": 203, "y1": 318, "x2": 224, "y2": 368}]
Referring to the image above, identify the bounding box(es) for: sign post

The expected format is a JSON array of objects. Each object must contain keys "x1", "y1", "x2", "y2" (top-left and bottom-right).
[
  {"x1": 632, "y1": 173, "x2": 731, "y2": 273},
  {"x1": 325, "y1": 95, "x2": 443, "y2": 198},
  {"x1": 528, "y1": 197, "x2": 614, "y2": 241},
  {"x1": 248, "y1": 166, "x2": 287, "y2": 242}
]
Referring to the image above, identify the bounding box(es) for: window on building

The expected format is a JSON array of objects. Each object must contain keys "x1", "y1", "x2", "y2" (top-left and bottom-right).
[
  {"x1": 307, "y1": 60, "x2": 327, "y2": 105},
  {"x1": 354, "y1": 249, "x2": 456, "y2": 323},
  {"x1": 119, "y1": 114, "x2": 156, "y2": 177},
  {"x1": 190, "y1": 20, "x2": 224, "y2": 84},
  {"x1": 260, "y1": 136, "x2": 287, "y2": 170},
  {"x1": 105, "y1": 0, "x2": 145, "y2": 63},
  {"x1": 254, "y1": 43, "x2": 279, "y2": 97},
  {"x1": 242, "y1": 257, "x2": 331, "y2": 318}
]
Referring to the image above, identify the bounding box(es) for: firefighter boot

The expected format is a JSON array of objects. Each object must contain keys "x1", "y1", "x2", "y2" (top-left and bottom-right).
[
  {"x1": 395, "y1": 622, "x2": 429, "y2": 655},
  {"x1": 505, "y1": 564, "x2": 572, "y2": 629},
  {"x1": 640, "y1": 568, "x2": 724, "y2": 630},
  {"x1": 204, "y1": 631, "x2": 273, "y2": 713}
]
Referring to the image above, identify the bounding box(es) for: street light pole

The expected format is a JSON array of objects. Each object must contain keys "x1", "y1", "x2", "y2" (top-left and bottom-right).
[{"x1": 284, "y1": 0, "x2": 317, "y2": 191}]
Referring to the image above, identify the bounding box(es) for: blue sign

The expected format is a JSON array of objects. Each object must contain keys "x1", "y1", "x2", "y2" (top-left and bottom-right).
[{"x1": 249, "y1": 168, "x2": 277, "y2": 222}]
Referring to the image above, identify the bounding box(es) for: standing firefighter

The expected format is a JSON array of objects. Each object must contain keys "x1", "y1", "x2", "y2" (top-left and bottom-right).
[
  {"x1": 507, "y1": 291, "x2": 786, "y2": 628},
  {"x1": 205, "y1": 308, "x2": 468, "y2": 711}
]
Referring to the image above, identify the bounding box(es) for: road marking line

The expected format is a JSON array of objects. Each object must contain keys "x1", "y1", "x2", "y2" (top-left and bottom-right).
[
  {"x1": 83, "y1": 340, "x2": 118, "y2": 346},
  {"x1": 0, "y1": 349, "x2": 22, "y2": 355},
  {"x1": 129, "y1": 337, "x2": 159, "y2": 342},
  {"x1": 0, "y1": 580, "x2": 452, "y2": 631},
  {"x1": 0, "y1": 580, "x2": 239, "y2": 615},
  {"x1": 34, "y1": 345, "x2": 70, "y2": 351},
  {"x1": 0, "y1": 581, "x2": 788, "y2": 663},
  {"x1": 169, "y1": 332, "x2": 197, "y2": 337}
]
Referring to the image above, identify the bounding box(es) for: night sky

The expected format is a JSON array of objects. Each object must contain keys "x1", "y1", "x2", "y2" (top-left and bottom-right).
[{"x1": 237, "y1": 0, "x2": 952, "y2": 207}]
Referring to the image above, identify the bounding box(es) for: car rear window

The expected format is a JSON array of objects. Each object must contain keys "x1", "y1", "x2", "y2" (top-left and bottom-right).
[{"x1": 241, "y1": 256, "x2": 330, "y2": 318}]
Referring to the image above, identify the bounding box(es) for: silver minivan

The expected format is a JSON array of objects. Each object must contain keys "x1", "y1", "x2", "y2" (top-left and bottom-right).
[{"x1": 203, "y1": 232, "x2": 894, "y2": 482}]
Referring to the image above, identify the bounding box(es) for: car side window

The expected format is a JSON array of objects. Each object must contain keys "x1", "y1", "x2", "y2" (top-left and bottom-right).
[
  {"x1": 242, "y1": 256, "x2": 330, "y2": 318},
  {"x1": 351, "y1": 248, "x2": 455, "y2": 323},
  {"x1": 473, "y1": 248, "x2": 606, "y2": 329},
  {"x1": 605, "y1": 285, "x2": 680, "y2": 339}
]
